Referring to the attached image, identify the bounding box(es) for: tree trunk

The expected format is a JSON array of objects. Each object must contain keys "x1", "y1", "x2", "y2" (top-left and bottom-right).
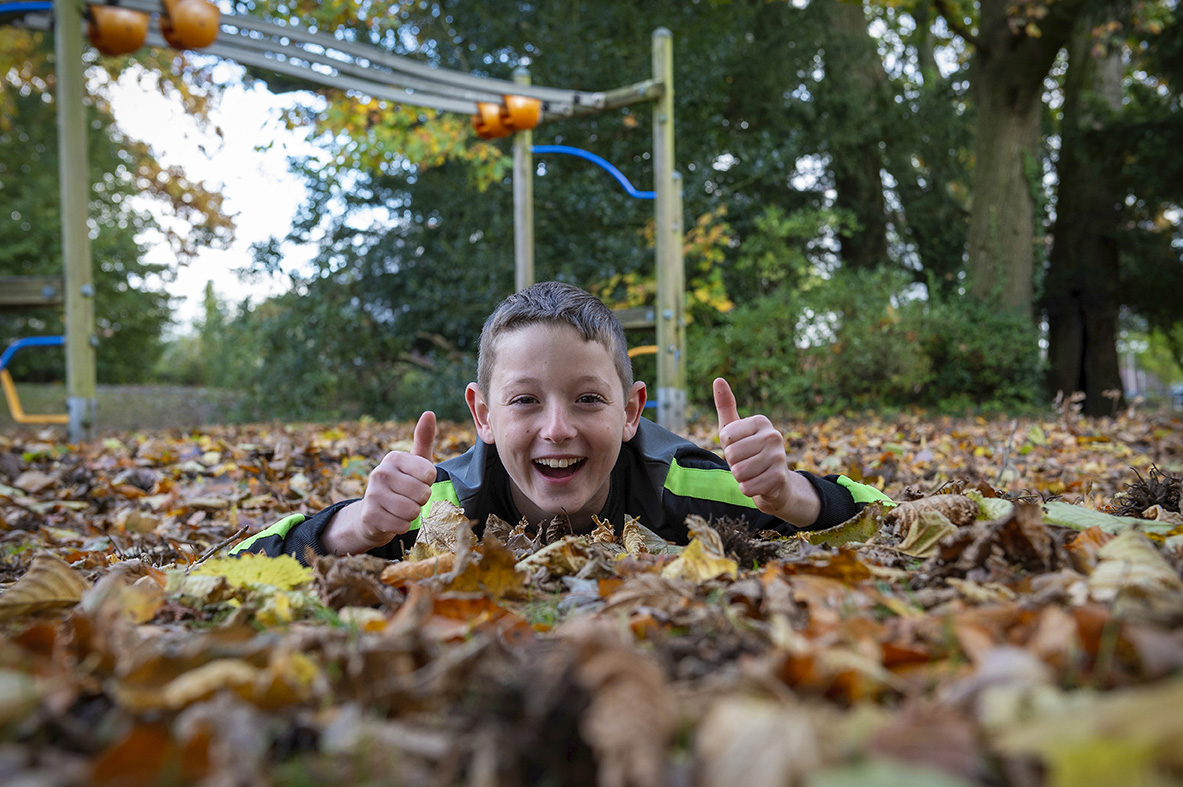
[
  {"x1": 1044, "y1": 16, "x2": 1125, "y2": 416},
  {"x1": 825, "y1": 0, "x2": 889, "y2": 270},
  {"x1": 964, "y1": 0, "x2": 1080, "y2": 320}
]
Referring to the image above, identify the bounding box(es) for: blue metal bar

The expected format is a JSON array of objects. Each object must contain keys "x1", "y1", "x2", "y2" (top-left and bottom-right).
[
  {"x1": 0, "y1": 2, "x2": 53, "y2": 15},
  {"x1": 531, "y1": 144, "x2": 655, "y2": 200},
  {"x1": 0, "y1": 336, "x2": 65, "y2": 372}
]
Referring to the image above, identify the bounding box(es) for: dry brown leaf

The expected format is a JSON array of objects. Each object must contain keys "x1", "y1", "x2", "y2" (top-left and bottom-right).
[
  {"x1": 1088, "y1": 531, "x2": 1183, "y2": 619},
  {"x1": 380, "y1": 553, "x2": 456, "y2": 586},
  {"x1": 898, "y1": 510, "x2": 959, "y2": 558},
  {"x1": 0, "y1": 554, "x2": 90, "y2": 620},
  {"x1": 589, "y1": 515, "x2": 615, "y2": 544},
  {"x1": 889, "y1": 494, "x2": 980, "y2": 530},
  {"x1": 515, "y1": 535, "x2": 591, "y2": 577},
  {"x1": 483, "y1": 512, "x2": 514, "y2": 543},
  {"x1": 562, "y1": 620, "x2": 676, "y2": 787},
  {"x1": 445, "y1": 535, "x2": 526, "y2": 600},
  {"x1": 621, "y1": 514, "x2": 648, "y2": 556},
  {"x1": 418, "y1": 500, "x2": 474, "y2": 551}
]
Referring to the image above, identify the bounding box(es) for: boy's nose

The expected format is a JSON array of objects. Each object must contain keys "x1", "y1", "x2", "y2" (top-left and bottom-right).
[{"x1": 540, "y1": 404, "x2": 577, "y2": 442}]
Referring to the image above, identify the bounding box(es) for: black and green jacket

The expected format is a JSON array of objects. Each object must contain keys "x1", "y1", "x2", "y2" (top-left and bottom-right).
[{"x1": 232, "y1": 417, "x2": 890, "y2": 562}]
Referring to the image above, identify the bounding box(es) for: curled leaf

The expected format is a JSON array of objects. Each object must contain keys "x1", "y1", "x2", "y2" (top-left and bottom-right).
[
  {"x1": 589, "y1": 516, "x2": 615, "y2": 544},
  {"x1": 516, "y1": 535, "x2": 591, "y2": 577},
  {"x1": 804, "y1": 503, "x2": 884, "y2": 547},
  {"x1": 889, "y1": 495, "x2": 979, "y2": 530},
  {"x1": 1088, "y1": 531, "x2": 1183, "y2": 617},
  {"x1": 622, "y1": 515, "x2": 649, "y2": 557},
  {"x1": 898, "y1": 510, "x2": 959, "y2": 558}
]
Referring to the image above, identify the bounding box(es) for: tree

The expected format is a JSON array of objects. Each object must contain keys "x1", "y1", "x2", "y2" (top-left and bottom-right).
[
  {"x1": 0, "y1": 24, "x2": 234, "y2": 384},
  {"x1": 225, "y1": 0, "x2": 1063, "y2": 419},
  {"x1": 820, "y1": 0, "x2": 891, "y2": 270},
  {"x1": 1043, "y1": 11, "x2": 1125, "y2": 413},
  {"x1": 1041, "y1": 2, "x2": 1183, "y2": 415},
  {"x1": 936, "y1": 0, "x2": 1085, "y2": 320}
]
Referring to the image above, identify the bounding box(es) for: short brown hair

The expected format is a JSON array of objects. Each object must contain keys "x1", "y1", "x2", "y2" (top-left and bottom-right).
[{"x1": 476, "y1": 281, "x2": 633, "y2": 395}]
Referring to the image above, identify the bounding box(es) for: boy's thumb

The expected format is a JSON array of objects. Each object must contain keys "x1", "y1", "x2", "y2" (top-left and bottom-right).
[
  {"x1": 713, "y1": 377, "x2": 741, "y2": 429},
  {"x1": 412, "y1": 411, "x2": 437, "y2": 462}
]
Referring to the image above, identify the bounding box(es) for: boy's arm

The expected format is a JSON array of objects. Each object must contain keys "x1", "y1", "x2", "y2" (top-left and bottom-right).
[
  {"x1": 230, "y1": 499, "x2": 420, "y2": 563},
  {"x1": 321, "y1": 411, "x2": 438, "y2": 555},
  {"x1": 714, "y1": 377, "x2": 854, "y2": 528}
]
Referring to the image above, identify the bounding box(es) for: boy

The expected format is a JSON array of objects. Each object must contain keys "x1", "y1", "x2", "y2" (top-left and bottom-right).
[{"x1": 233, "y1": 282, "x2": 889, "y2": 561}]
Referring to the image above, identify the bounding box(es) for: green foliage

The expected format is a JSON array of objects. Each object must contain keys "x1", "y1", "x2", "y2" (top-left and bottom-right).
[
  {"x1": 691, "y1": 268, "x2": 1043, "y2": 418},
  {"x1": 912, "y1": 293, "x2": 1044, "y2": 409},
  {"x1": 0, "y1": 78, "x2": 171, "y2": 384},
  {"x1": 0, "y1": 28, "x2": 234, "y2": 386}
]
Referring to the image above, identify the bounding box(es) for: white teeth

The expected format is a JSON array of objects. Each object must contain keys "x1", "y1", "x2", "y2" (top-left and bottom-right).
[{"x1": 535, "y1": 457, "x2": 584, "y2": 469}]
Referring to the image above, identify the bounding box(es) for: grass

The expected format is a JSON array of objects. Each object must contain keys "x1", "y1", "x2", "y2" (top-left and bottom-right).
[{"x1": 0, "y1": 383, "x2": 241, "y2": 435}]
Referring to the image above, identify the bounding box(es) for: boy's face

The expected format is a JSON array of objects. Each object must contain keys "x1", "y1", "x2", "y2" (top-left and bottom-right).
[{"x1": 465, "y1": 323, "x2": 646, "y2": 528}]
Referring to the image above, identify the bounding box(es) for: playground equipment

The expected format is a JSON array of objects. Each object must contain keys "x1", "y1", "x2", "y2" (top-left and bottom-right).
[
  {"x1": 0, "y1": 337, "x2": 69, "y2": 425},
  {"x1": 12, "y1": 0, "x2": 686, "y2": 437},
  {"x1": 532, "y1": 145, "x2": 657, "y2": 200}
]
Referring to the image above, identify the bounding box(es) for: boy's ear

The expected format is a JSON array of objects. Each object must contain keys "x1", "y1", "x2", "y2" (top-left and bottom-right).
[
  {"x1": 465, "y1": 383, "x2": 496, "y2": 444},
  {"x1": 621, "y1": 381, "x2": 647, "y2": 441}
]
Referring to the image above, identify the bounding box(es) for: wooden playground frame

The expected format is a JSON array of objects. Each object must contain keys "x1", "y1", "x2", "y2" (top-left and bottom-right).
[{"x1": 14, "y1": 0, "x2": 686, "y2": 438}]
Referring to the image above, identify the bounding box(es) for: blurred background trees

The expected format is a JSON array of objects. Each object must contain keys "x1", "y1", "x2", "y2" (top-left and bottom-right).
[
  {"x1": 3, "y1": 0, "x2": 1181, "y2": 422},
  {"x1": 0, "y1": 22, "x2": 233, "y2": 384}
]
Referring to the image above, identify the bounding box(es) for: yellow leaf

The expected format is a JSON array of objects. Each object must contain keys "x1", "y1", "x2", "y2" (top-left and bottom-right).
[
  {"x1": 0, "y1": 554, "x2": 90, "y2": 620},
  {"x1": 190, "y1": 553, "x2": 312, "y2": 591},
  {"x1": 993, "y1": 679, "x2": 1183, "y2": 786},
  {"x1": 804, "y1": 504, "x2": 884, "y2": 547},
  {"x1": 661, "y1": 535, "x2": 737, "y2": 582}
]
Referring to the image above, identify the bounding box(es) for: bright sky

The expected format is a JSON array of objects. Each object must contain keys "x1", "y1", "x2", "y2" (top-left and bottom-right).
[{"x1": 107, "y1": 62, "x2": 320, "y2": 333}]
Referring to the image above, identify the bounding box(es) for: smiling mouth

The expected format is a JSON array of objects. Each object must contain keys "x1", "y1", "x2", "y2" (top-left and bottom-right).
[{"x1": 534, "y1": 457, "x2": 586, "y2": 479}]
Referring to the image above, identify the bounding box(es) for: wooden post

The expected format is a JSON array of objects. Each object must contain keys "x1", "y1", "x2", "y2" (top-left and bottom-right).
[
  {"x1": 513, "y1": 66, "x2": 534, "y2": 292},
  {"x1": 55, "y1": 0, "x2": 98, "y2": 442},
  {"x1": 652, "y1": 28, "x2": 685, "y2": 434}
]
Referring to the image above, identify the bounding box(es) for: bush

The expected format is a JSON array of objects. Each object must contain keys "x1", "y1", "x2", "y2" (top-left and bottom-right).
[
  {"x1": 910, "y1": 294, "x2": 1044, "y2": 409},
  {"x1": 690, "y1": 268, "x2": 1044, "y2": 417}
]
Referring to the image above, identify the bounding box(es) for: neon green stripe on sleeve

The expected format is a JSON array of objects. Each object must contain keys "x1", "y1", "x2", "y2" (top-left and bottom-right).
[
  {"x1": 407, "y1": 480, "x2": 463, "y2": 531},
  {"x1": 837, "y1": 476, "x2": 895, "y2": 506},
  {"x1": 229, "y1": 513, "x2": 307, "y2": 555},
  {"x1": 663, "y1": 458, "x2": 758, "y2": 509}
]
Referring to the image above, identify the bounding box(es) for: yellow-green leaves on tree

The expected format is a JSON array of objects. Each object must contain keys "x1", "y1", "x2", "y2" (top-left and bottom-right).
[{"x1": 0, "y1": 554, "x2": 90, "y2": 620}]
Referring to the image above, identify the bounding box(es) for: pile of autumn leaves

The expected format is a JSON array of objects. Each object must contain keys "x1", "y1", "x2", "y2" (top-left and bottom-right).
[{"x1": 1, "y1": 414, "x2": 1182, "y2": 786}]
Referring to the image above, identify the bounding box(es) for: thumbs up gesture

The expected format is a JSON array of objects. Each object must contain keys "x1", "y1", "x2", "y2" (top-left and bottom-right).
[
  {"x1": 714, "y1": 378, "x2": 820, "y2": 527},
  {"x1": 321, "y1": 411, "x2": 439, "y2": 555}
]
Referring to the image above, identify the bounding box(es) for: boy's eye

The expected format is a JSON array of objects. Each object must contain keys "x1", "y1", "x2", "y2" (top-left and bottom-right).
[
  {"x1": 578, "y1": 394, "x2": 608, "y2": 405},
  {"x1": 509, "y1": 395, "x2": 538, "y2": 406}
]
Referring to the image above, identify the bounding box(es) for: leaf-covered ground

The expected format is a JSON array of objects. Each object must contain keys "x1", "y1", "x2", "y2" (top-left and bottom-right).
[{"x1": 2, "y1": 410, "x2": 1182, "y2": 786}]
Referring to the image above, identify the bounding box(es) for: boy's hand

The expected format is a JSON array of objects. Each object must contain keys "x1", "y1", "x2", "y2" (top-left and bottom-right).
[
  {"x1": 322, "y1": 411, "x2": 438, "y2": 555},
  {"x1": 713, "y1": 378, "x2": 820, "y2": 527}
]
